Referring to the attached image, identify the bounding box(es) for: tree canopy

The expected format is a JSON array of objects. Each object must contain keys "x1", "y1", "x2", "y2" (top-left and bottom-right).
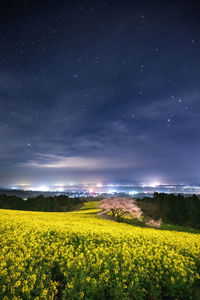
[{"x1": 99, "y1": 197, "x2": 142, "y2": 221}]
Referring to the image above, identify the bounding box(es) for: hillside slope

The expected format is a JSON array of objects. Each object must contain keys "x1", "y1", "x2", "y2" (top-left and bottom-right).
[{"x1": 0, "y1": 204, "x2": 200, "y2": 299}]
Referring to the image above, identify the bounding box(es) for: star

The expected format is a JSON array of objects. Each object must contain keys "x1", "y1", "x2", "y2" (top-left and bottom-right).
[{"x1": 1, "y1": 0, "x2": 200, "y2": 187}]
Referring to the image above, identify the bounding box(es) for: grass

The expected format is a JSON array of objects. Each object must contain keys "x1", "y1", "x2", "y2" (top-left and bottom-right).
[
  {"x1": 80, "y1": 201, "x2": 99, "y2": 210},
  {"x1": 160, "y1": 223, "x2": 200, "y2": 234}
]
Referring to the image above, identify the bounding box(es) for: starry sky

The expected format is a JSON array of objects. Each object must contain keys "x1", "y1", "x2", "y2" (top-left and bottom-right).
[{"x1": 1, "y1": 0, "x2": 200, "y2": 186}]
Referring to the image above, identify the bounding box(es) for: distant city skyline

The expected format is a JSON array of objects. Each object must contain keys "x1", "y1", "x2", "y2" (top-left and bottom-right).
[{"x1": 2, "y1": 182, "x2": 200, "y2": 198}]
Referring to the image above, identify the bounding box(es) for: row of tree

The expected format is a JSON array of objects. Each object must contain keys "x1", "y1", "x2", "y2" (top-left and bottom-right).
[
  {"x1": 0, "y1": 194, "x2": 83, "y2": 212},
  {"x1": 137, "y1": 193, "x2": 200, "y2": 228}
]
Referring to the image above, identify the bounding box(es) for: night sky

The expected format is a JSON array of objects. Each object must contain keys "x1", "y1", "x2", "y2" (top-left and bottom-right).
[{"x1": 1, "y1": 0, "x2": 200, "y2": 186}]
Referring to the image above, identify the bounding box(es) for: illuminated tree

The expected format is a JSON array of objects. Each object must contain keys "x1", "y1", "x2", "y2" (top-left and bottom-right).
[{"x1": 99, "y1": 197, "x2": 142, "y2": 221}]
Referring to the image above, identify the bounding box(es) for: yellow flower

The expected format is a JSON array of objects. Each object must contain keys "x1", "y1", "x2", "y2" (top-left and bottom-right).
[
  {"x1": 80, "y1": 291, "x2": 84, "y2": 298},
  {"x1": 15, "y1": 280, "x2": 21, "y2": 287}
]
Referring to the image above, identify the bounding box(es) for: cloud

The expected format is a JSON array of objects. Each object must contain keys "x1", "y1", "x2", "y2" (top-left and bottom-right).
[{"x1": 17, "y1": 153, "x2": 136, "y2": 170}]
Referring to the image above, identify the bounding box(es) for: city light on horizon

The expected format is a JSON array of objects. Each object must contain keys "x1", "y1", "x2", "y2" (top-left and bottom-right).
[
  {"x1": 149, "y1": 182, "x2": 161, "y2": 188},
  {"x1": 4, "y1": 181, "x2": 200, "y2": 197},
  {"x1": 34, "y1": 185, "x2": 49, "y2": 192}
]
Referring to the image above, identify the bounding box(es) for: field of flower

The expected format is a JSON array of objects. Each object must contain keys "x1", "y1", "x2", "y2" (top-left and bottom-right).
[{"x1": 0, "y1": 203, "x2": 200, "y2": 299}]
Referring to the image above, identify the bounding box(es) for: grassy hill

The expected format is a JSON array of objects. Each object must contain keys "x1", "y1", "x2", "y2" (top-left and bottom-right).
[{"x1": 0, "y1": 202, "x2": 200, "y2": 299}]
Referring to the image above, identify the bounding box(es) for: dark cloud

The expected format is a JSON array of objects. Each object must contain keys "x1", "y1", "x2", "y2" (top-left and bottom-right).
[{"x1": 0, "y1": 0, "x2": 200, "y2": 186}]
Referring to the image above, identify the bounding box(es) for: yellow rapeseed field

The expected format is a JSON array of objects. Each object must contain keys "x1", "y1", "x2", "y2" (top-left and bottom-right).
[{"x1": 0, "y1": 203, "x2": 200, "y2": 299}]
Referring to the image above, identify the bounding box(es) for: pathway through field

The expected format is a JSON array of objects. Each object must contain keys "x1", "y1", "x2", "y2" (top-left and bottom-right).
[{"x1": 97, "y1": 211, "x2": 114, "y2": 221}]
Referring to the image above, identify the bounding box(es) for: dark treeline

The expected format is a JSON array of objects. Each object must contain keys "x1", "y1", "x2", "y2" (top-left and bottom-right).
[
  {"x1": 0, "y1": 194, "x2": 83, "y2": 212},
  {"x1": 137, "y1": 193, "x2": 200, "y2": 228}
]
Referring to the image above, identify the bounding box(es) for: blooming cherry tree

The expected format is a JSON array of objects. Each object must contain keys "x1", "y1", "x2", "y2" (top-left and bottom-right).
[{"x1": 99, "y1": 197, "x2": 142, "y2": 221}]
